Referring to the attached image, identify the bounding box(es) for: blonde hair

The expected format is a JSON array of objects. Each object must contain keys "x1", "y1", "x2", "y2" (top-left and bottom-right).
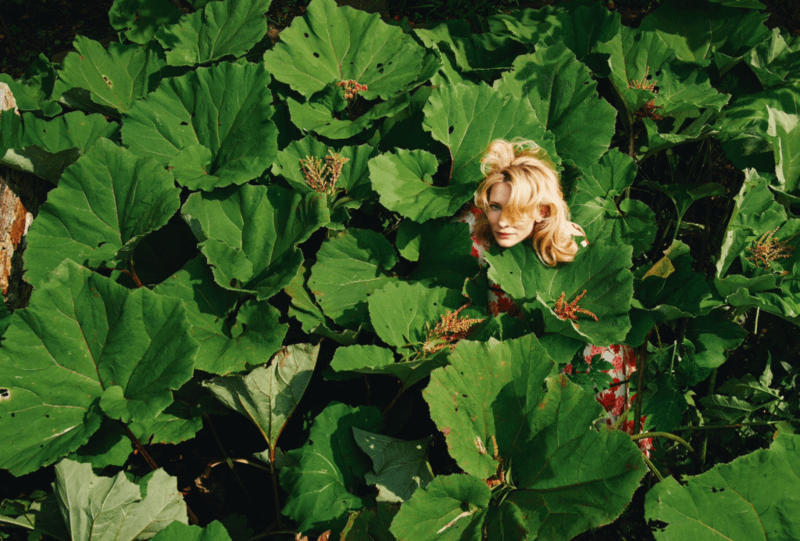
[{"x1": 473, "y1": 139, "x2": 582, "y2": 266}]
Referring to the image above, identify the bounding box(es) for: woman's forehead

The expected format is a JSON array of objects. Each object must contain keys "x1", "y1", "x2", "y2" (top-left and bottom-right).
[{"x1": 488, "y1": 181, "x2": 532, "y2": 204}]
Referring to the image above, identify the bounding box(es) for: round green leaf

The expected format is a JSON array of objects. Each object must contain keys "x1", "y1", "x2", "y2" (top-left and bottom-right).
[
  {"x1": 645, "y1": 432, "x2": 800, "y2": 541},
  {"x1": 56, "y1": 37, "x2": 166, "y2": 115},
  {"x1": 0, "y1": 261, "x2": 198, "y2": 475},
  {"x1": 496, "y1": 43, "x2": 617, "y2": 170},
  {"x1": 369, "y1": 149, "x2": 464, "y2": 223},
  {"x1": 422, "y1": 82, "x2": 555, "y2": 211},
  {"x1": 485, "y1": 239, "x2": 634, "y2": 345},
  {"x1": 182, "y1": 184, "x2": 329, "y2": 300},
  {"x1": 263, "y1": 0, "x2": 437, "y2": 100},
  {"x1": 280, "y1": 402, "x2": 382, "y2": 532},
  {"x1": 25, "y1": 138, "x2": 180, "y2": 287},
  {"x1": 122, "y1": 62, "x2": 277, "y2": 191},
  {"x1": 154, "y1": 256, "x2": 288, "y2": 375},
  {"x1": 204, "y1": 343, "x2": 319, "y2": 456},
  {"x1": 154, "y1": 0, "x2": 270, "y2": 66},
  {"x1": 309, "y1": 228, "x2": 398, "y2": 329},
  {"x1": 423, "y1": 334, "x2": 646, "y2": 540},
  {"x1": 109, "y1": 0, "x2": 182, "y2": 45}
]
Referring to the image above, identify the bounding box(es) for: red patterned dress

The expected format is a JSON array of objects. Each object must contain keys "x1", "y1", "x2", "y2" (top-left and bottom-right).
[{"x1": 456, "y1": 206, "x2": 653, "y2": 455}]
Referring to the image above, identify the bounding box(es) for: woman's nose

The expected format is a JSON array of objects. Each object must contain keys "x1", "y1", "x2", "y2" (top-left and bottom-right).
[{"x1": 498, "y1": 214, "x2": 509, "y2": 227}]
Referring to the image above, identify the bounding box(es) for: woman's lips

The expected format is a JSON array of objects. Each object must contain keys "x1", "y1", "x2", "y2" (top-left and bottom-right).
[{"x1": 496, "y1": 232, "x2": 514, "y2": 238}]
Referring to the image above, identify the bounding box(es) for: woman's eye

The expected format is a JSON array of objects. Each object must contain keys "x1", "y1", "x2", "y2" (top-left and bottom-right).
[{"x1": 489, "y1": 204, "x2": 501, "y2": 211}]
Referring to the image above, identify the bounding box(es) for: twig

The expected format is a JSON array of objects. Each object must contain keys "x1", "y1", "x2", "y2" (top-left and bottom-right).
[
  {"x1": 701, "y1": 369, "x2": 717, "y2": 469},
  {"x1": 633, "y1": 339, "x2": 649, "y2": 435},
  {"x1": 203, "y1": 414, "x2": 253, "y2": 500},
  {"x1": 248, "y1": 530, "x2": 297, "y2": 541},
  {"x1": 381, "y1": 386, "x2": 405, "y2": 417}
]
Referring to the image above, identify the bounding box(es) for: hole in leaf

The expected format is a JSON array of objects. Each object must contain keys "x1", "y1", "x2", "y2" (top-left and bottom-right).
[
  {"x1": 313, "y1": 52, "x2": 320, "y2": 58},
  {"x1": 180, "y1": 121, "x2": 188, "y2": 126},
  {"x1": 0, "y1": 388, "x2": 9, "y2": 400},
  {"x1": 10, "y1": 412, "x2": 15, "y2": 417},
  {"x1": 304, "y1": 32, "x2": 309, "y2": 38},
  {"x1": 448, "y1": 126, "x2": 454, "y2": 134},
  {"x1": 97, "y1": 242, "x2": 106, "y2": 248}
]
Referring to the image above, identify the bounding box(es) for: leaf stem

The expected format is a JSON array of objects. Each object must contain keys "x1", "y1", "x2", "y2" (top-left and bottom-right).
[
  {"x1": 269, "y1": 459, "x2": 284, "y2": 529},
  {"x1": 248, "y1": 530, "x2": 297, "y2": 541},
  {"x1": 675, "y1": 420, "x2": 780, "y2": 432},
  {"x1": 631, "y1": 431, "x2": 694, "y2": 453},
  {"x1": 382, "y1": 386, "x2": 405, "y2": 417},
  {"x1": 633, "y1": 341, "x2": 648, "y2": 435},
  {"x1": 122, "y1": 422, "x2": 159, "y2": 470},
  {"x1": 641, "y1": 454, "x2": 664, "y2": 482},
  {"x1": 204, "y1": 414, "x2": 253, "y2": 500},
  {"x1": 701, "y1": 369, "x2": 717, "y2": 468},
  {"x1": 121, "y1": 422, "x2": 199, "y2": 524}
]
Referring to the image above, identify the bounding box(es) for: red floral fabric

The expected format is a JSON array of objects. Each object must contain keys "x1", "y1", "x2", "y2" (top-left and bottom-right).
[{"x1": 455, "y1": 206, "x2": 653, "y2": 456}]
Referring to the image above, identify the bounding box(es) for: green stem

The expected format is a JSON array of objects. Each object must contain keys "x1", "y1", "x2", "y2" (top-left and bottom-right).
[
  {"x1": 633, "y1": 341, "x2": 648, "y2": 436},
  {"x1": 613, "y1": 406, "x2": 630, "y2": 431},
  {"x1": 676, "y1": 420, "x2": 781, "y2": 432},
  {"x1": 269, "y1": 457, "x2": 284, "y2": 529},
  {"x1": 631, "y1": 431, "x2": 694, "y2": 453},
  {"x1": 701, "y1": 369, "x2": 718, "y2": 468},
  {"x1": 642, "y1": 454, "x2": 664, "y2": 482}
]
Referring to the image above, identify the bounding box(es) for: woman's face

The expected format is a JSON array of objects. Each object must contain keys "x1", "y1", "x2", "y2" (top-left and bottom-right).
[{"x1": 486, "y1": 182, "x2": 536, "y2": 248}]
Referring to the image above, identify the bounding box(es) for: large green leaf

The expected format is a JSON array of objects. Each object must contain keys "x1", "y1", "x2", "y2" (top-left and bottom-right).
[
  {"x1": 716, "y1": 170, "x2": 789, "y2": 277},
  {"x1": 0, "y1": 261, "x2": 197, "y2": 475},
  {"x1": 109, "y1": 0, "x2": 182, "y2": 44},
  {"x1": 645, "y1": 431, "x2": 800, "y2": 541},
  {"x1": 411, "y1": 220, "x2": 480, "y2": 290},
  {"x1": 285, "y1": 88, "x2": 414, "y2": 140},
  {"x1": 0, "y1": 493, "x2": 68, "y2": 541},
  {"x1": 745, "y1": 28, "x2": 800, "y2": 90},
  {"x1": 263, "y1": 0, "x2": 436, "y2": 100},
  {"x1": 24, "y1": 138, "x2": 180, "y2": 287},
  {"x1": 488, "y1": 3, "x2": 620, "y2": 66},
  {"x1": 628, "y1": 241, "x2": 710, "y2": 346},
  {"x1": 151, "y1": 521, "x2": 232, "y2": 541},
  {"x1": 367, "y1": 281, "x2": 472, "y2": 350},
  {"x1": 596, "y1": 26, "x2": 729, "y2": 134},
  {"x1": 568, "y1": 149, "x2": 657, "y2": 256},
  {"x1": 414, "y1": 19, "x2": 522, "y2": 84},
  {"x1": 416, "y1": 334, "x2": 646, "y2": 540},
  {"x1": 495, "y1": 43, "x2": 617, "y2": 170},
  {"x1": 340, "y1": 503, "x2": 398, "y2": 541},
  {"x1": 640, "y1": 0, "x2": 770, "y2": 71},
  {"x1": 154, "y1": 0, "x2": 270, "y2": 66},
  {"x1": 284, "y1": 264, "x2": 360, "y2": 345},
  {"x1": 154, "y1": 256, "x2": 288, "y2": 375},
  {"x1": 485, "y1": 239, "x2": 634, "y2": 345},
  {"x1": 352, "y1": 428, "x2": 433, "y2": 503},
  {"x1": 122, "y1": 62, "x2": 277, "y2": 191},
  {"x1": 0, "y1": 60, "x2": 61, "y2": 116},
  {"x1": 203, "y1": 343, "x2": 319, "y2": 460},
  {"x1": 326, "y1": 345, "x2": 448, "y2": 392},
  {"x1": 1, "y1": 110, "x2": 119, "y2": 182},
  {"x1": 271, "y1": 135, "x2": 378, "y2": 227},
  {"x1": 309, "y1": 228, "x2": 399, "y2": 329},
  {"x1": 677, "y1": 310, "x2": 748, "y2": 386},
  {"x1": 182, "y1": 184, "x2": 329, "y2": 300},
  {"x1": 368, "y1": 149, "x2": 462, "y2": 223},
  {"x1": 421, "y1": 82, "x2": 555, "y2": 211},
  {"x1": 55, "y1": 37, "x2": 165, "y2": 115},
  {"x1": 768, "y1": 107, "x2": 800, "y2": 195},
  {"x1": 390, "y1": 474, "x2": 491, "y2": 541},
  {"x1": 54, "y1": 459, "x2": 187, "y2": 541},
  {"x1": 280, "y1": 402, "x2": 382, "y2": 532},
  {"x1": 716, "y1": 85, "x2": 800, "y2": 172}
]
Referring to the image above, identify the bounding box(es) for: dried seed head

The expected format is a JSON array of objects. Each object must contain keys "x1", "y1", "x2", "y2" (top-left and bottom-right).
[
  {"x1": 746, "y1": 227, "x2": 797, "y2": 270},
  {"x1": 423, "y1": 304, "x2": 484, "y2": 354},
  {"x1": 554, "y1": 290, "x2": 598, "y2": 328}
]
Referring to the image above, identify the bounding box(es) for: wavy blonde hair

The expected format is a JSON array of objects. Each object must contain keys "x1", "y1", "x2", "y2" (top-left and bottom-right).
[{"x1": 473, "y1": 139, "x2": 582, "y2": 266}]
